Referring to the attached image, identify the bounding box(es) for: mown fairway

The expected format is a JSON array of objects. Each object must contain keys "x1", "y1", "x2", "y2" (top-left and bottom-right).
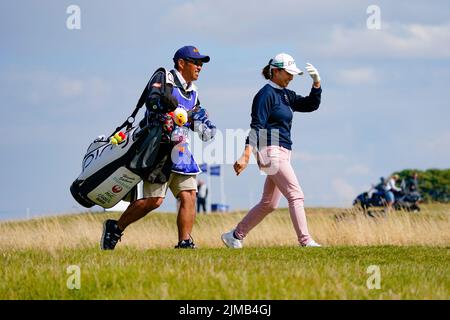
[
  {"x1": 1, "y1": 205, "x2": 449, "y2": 299},
  {"x1": 1, "y1": 246, "x2": 449, "y2": 300}
]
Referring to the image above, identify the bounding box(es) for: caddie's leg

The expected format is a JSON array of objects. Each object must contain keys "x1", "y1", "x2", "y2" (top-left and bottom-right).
[
  {"x1": 117, "y1": 180, "x2": 169, "y2": 231},
  {"x1": 177, "y1": 190, "x2": 197, "y2": 241},
  {"x1": 169, "y1": 174, "x2": 198, "y2": 242},
  {"x1": 117, "y1": 197, "x2": 164, "y2": 231}
]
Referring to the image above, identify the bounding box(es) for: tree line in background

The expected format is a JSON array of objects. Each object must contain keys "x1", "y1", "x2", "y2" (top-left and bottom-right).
[{"x1": 393, "y1": 169, "x2": 450, "y2": 203}]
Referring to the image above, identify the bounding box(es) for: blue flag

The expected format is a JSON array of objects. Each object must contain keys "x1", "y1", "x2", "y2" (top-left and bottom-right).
[
  {"x1": 199, "y1": 163, "x2": 208, "y2": 173},
  {"x1": 210, "y1": 165, "x2": 221, "y2": 176}
]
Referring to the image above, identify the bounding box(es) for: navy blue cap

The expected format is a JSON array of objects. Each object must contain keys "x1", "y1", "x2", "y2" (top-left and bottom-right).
[{"x1": 173, "y1": 46, "x2": 210, "y2": 63}]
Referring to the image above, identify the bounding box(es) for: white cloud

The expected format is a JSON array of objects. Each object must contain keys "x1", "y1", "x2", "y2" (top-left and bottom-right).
[
  {"x1": 319, "y1": 22, "x2": 450, "y2": 59},
  {"x1": 160, "y1": 2, "x2": 450, "y2": 59},
  {"x1": 335, "y1": 67, "x2": 378, "y2": 85},
  {"x1": 332, "y1": 178, "x2": 357, "y2": 205},
  {"x1": 425, "y1": 131, "x2": 450, "y2": 153},
  {"x1": 159, "y1": 0, "x2": 277, "y2": 45},
  {"x1": 58, "y1": 79, "x2": 84, "y2": 98},
  {"x1": 0, "y1": 70, "x2": 112, "y2": 111},
  {"x1": 159, "y1": 0, "x2": 363, "y2": 45},
  {"x1": 345, "y1": 164, "x2": 371, "y2": 175}
]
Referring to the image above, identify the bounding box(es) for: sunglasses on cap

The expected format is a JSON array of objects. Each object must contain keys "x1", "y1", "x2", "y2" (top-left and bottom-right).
[{"x1": 184, "y1": 58, "x2": 204, "y2": 66}]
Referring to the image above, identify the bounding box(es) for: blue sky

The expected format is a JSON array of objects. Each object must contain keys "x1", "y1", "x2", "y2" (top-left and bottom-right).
[{"x1": 1, "y1": 0, "x2": 449, "y2": 220}]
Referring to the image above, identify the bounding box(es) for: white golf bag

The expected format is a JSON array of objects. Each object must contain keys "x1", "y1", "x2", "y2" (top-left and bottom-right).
[
  {"x1": 70, "y1": 125, "x2": 146, "y2": 209},
  {"x1": 70, "y1": 71, "x2": 167, "y2": 209}
]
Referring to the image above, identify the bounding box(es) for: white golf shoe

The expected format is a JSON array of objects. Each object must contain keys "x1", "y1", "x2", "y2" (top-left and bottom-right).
[
  {"x1": 221, "y1": 229, "x2": 243, "y2": 249},
  {"x1": 302, "y1": 239, "x2": 322, "y2": 247}
]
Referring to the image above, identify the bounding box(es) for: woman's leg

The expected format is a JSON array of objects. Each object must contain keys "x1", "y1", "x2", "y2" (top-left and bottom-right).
[
  {"x1": 268, "y1": 151, "x2": 312, "y2": 245},
  {"x1": 234, "y1": 176, "x2": 282, "y2": 239},
  {"x1": 385, "y1": 191, "x2": 394, "y2": 213}
]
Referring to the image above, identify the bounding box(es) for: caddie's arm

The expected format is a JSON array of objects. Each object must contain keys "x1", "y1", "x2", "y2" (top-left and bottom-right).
[{"x1": 189, "y1": 106, "x2": 216, "y2": 142}]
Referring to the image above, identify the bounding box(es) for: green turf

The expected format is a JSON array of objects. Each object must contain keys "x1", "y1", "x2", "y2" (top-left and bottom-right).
[{"x1": 1, "y1": 246, "x2": 448, "y2": 299}]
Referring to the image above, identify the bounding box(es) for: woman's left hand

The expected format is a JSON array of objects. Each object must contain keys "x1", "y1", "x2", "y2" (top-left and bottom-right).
[{"x1": 233, "y1": 155, "x2": 249, "y2": 176}]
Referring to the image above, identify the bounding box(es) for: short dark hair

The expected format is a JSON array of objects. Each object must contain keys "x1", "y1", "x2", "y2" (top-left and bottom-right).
[{"x1": 174, "y1": 59, "x2": 181, "y2": 70}]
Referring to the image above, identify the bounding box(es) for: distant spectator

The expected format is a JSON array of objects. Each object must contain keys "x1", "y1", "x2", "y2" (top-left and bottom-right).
[
  {"x1": 384, "y1": 174, "x2": 401, "y2": 210},
  {"x1": 375, "y1": 177, "x2": 386, "y2": 193},
  {"x1": 406, "y1": 171, "x2": 419, "y2": 192},
  {"x1": 196, "y1": 180, "x2": 208, "y2": 214},
  {"x1": 368, "y1": 177, "x2": 385, "y2": 199}
]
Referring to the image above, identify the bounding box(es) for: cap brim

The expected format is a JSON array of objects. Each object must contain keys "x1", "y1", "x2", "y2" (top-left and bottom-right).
[
  {"x1": 199, "y1": 55, "x2": 210, "y2": 63},
  {"x1": 189, "y1": 54, "x2": 210, "y2": 63},
  {"x1": 285, "y1": 66, "x2": 303, "y2": 75}
]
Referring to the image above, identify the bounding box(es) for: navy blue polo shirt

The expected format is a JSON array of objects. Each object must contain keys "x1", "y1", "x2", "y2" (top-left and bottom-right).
[{"x1": 246, "y1": 82, "x2": 322, "y2": 150}]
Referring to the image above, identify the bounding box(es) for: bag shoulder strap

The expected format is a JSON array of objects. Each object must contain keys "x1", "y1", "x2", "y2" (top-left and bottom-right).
[
  {"x1": 169, "y1": 69, "x2": 184, "y2": 89},
  {"x1": 110, "y1": 67, "x2": 167, "y2": 137}
]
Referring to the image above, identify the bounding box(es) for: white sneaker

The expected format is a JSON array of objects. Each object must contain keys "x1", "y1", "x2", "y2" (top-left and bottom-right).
[
  {"x1": 221, "y1": 229, "x2": 243, "y2": 249},
  {"x1": 302, "y1": 239, "x2": 322, "y2": 247}
]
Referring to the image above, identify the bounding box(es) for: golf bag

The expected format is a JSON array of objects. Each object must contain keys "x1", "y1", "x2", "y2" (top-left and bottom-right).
[
  {"x1": 70, "y1": 125, "x2": 153, "y2": 208},
  {"x1": 70, "y1": 68, "x2": 169, "y2": 209}
]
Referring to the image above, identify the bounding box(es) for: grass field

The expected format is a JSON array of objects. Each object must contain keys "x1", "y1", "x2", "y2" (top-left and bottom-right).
[{"x1": 0, "y1": 204, "x2": 449, "y2": 299}]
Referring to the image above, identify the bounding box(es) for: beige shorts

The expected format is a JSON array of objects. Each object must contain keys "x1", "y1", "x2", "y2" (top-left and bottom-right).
[{"x1": 143, "y1": 173, "x2": 198, "y2": 198}]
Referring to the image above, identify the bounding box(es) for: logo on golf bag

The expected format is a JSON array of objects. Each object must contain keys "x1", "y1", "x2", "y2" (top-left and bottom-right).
[{"x1": 112, "y1": 185, "x2": 123, "y2": 193}]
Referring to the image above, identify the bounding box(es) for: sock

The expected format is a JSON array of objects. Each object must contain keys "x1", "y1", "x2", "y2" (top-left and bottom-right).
[{"x1": 114, "y1": 223, "x2": 123, "y2": 233}]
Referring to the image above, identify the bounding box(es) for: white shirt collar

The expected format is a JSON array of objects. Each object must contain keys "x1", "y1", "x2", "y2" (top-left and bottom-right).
[
  {"x1": 268, "y1": 80, "x2": 284, "y2": 90},
  {"x1": 173, "y1": 69, "x2": 196, "y2": 91}
]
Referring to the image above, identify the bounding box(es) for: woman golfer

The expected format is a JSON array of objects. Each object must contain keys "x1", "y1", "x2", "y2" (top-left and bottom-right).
[{"x1": 222, "y1": 53, "x2": 322, "y2": 248}]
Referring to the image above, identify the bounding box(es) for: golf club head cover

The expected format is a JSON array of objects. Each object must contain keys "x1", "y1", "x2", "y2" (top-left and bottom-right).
[{"x1": 190, "y1": 107, "x2": 216, "y2": 141}]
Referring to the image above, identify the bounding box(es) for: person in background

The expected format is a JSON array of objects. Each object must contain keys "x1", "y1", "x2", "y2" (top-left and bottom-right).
[
  {"x1": 369, "y1": 177, "x2": 386, "y2": 199},
  {"x1": 221, "y1": 53, "x2": 323, "y2": 248},
  {"x1": 384, "y1": 174, "x2": 401, "y2": 211},
  {"x1": 407, "y1": 171, "x2": 419, "y2": 192},
  {"x1": 196, "y1": 179, "x2": 208, "y2": 214}
]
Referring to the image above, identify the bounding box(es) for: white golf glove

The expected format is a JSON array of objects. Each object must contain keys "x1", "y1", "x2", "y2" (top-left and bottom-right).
[{"x1": 305, "y1": 63, "x2": 321, "y2": 83}]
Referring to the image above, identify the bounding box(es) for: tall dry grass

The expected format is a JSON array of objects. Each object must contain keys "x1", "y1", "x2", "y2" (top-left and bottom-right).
[{"x1": 0, "y1": 205, "x2": 449, "y2": 251}]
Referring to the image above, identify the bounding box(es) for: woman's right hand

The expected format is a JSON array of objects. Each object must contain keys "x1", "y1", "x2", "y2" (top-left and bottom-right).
[
  {"x1": 233, "y1": 155, "x2": 249, "y2": 176},
  {"x1": 306, "y1": 63, "x2": 321, "y2": 88}
]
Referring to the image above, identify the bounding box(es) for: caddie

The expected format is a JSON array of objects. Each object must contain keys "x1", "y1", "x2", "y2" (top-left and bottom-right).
[{"x1": 101, "y1": 45, "x2": 216, "y2": 250}]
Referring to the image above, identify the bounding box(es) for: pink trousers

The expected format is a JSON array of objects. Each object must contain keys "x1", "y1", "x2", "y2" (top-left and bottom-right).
[{"x1": 235, "y1": 146, "x2": 311, "y2": 245}]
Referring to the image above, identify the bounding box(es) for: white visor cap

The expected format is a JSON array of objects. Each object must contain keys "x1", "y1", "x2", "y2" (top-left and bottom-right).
[{"x1": 269, "y1": 53, "x2": 303, "y2": 75}]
